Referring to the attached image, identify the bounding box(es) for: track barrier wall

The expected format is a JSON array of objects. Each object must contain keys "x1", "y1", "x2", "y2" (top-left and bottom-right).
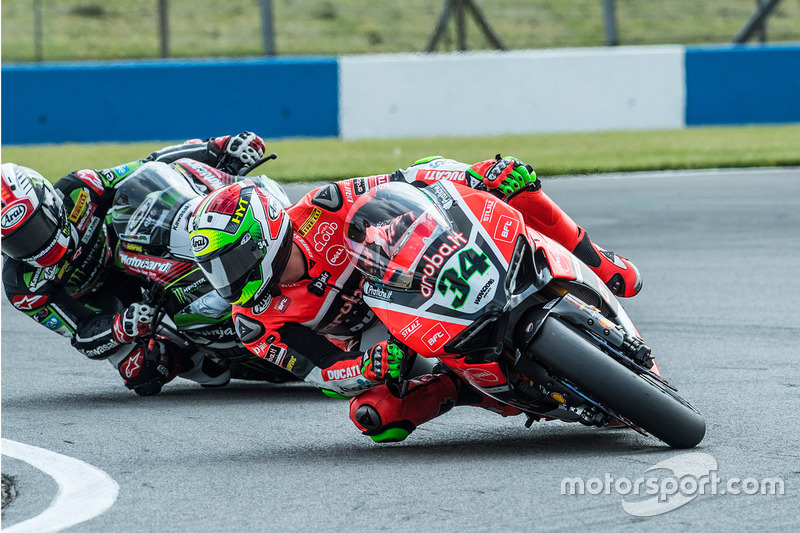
[{"x1": 2, "y1": 44, "x2": 798, "y2": 145}]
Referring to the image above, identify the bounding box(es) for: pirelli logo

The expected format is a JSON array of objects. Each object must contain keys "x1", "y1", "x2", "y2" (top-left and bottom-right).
[
  {"x1": 297, "y1": 208, "x2": 322, "y2": 237},
  {"x1": 69, "y1": 191, "x2": 90, "y2": 223}
]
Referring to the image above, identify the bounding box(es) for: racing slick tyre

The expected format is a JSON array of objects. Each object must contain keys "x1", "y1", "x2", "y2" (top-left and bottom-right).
[{"x1": 526, "y1": 317, "x2": 706, "y2": 448}]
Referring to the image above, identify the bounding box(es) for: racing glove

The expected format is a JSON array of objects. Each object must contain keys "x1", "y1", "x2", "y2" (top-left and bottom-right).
[
  {"x1": 117, "y1": 339, "x2": 178, "y2": 396},
  {"x1": 220, "y1": 131, "x2": 265, "y2": 173},
  {"x1": 467, "y1": 154, "x2": 538, "y2": 198},
  {"x1": 112, "y1": 302, "x2": 156, "y2": 344},
  {"x1": 361, "y1": 341, "x2": 407, "y2": 382}
]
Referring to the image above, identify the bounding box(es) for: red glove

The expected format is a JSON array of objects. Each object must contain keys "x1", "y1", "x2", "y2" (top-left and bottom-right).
[
  {"x1": 467, "y1": 155, "x2": 538, "y2": 197},
  {"x1": 112, "y1": 302, "x2": 155, "y2": 344},
  {"x1": 361, "y1": 341, "x2": 407, "y2": 382}
]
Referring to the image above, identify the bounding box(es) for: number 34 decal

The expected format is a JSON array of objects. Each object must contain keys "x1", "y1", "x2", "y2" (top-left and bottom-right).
[{"x1": 437, "y1": 248, "x2": 490, "y2": 309}]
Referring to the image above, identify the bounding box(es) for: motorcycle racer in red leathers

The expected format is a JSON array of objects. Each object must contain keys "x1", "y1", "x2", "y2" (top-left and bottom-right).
[
  {"x1": 190, "y1": 154, "x2": 643, "y2": 441},
  {"x1": 1, "y1": 132, "x2": 267, "y2": 395}
]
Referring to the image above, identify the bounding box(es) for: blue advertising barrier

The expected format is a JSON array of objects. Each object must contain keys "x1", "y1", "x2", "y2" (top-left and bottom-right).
[
  {"x1": 1, "y1": 57, "x2": 339, "y2": 144},
  {"x1": 685, "y1": 45, "x2": 800, "y2": 126}
]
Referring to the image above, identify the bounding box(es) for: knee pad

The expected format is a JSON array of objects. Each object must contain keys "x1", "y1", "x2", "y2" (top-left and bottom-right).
[
  {"x1": 349, "y1": 373, "x2": 459, "y2": 443},
  {"x1": 178, "y1": 351, "x2": 231, "y2": 387}
]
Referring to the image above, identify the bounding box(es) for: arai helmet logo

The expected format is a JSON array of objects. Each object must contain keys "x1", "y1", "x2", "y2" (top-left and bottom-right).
[
  {"x1": 191, "y1": 235, "x2": 209, "y2": 253},
  {"x1": 1, "y1": 204, "x2": 27, "y2": 229}
]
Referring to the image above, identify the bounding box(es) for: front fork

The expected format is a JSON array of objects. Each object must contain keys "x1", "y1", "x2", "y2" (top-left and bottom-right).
[{"x1": 510, "y1": 294, "x2": 655, "y2": 427}]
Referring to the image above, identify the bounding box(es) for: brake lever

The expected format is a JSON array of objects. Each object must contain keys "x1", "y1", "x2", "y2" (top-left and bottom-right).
[{"x1": 239, "y1": 153, "x2": 278, "y2": 176}]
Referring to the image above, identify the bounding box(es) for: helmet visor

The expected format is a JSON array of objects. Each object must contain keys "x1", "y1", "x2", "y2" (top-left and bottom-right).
[
  {"x1": 196, "y1": 234, "x2": 264, "y2": 302},
  {"x1": 2, "y1": 200, "x2": 64, "y2": 262}
]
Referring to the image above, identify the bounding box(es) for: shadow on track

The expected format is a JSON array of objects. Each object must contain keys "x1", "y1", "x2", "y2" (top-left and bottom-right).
[{"x1": 1, "y1": 380, "x2": 327, "y2": 409}]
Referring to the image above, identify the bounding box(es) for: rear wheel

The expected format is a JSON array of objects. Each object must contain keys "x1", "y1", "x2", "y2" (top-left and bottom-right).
[{"x1": 526, "y1": 318, "x2": 705, "y2": 448}]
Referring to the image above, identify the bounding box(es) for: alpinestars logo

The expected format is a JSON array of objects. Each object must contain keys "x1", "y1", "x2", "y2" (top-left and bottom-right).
[{"x1": 122, "y1": 351, "x2": 143, "y2": 378}]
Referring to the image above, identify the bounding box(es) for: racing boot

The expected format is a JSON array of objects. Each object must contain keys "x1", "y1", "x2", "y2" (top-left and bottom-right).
[
  {"x1": 570, "y1": 227, "x2": 642, "y2": 298},
  {"x1": 507, "y1": 189, "x2": 642, "y2": 297},
  {"x1": 350, "y1": 373, "x2": 459, "y2": 442},
  {"x1": 350, "y1": 372, "x2": 520, "y2": 443}
]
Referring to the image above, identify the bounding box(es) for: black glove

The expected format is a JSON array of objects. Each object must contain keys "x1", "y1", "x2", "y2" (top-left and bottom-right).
[{"x1": 117, "y1": 340, "x2": 176, "y2": 396}]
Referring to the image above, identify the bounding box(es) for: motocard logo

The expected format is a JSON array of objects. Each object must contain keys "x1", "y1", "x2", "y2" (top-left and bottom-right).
[
  {"x1": 493, "y1": 215, "x2": 518, "y2": 243},
  {"x1": 399, "y1": 317, "x2": 422, "y2": 339},
  {"x1": 77, "y1": 169, "x2": 104, "y2": 195},
  {"x1": 417, "y1": 169, "x2": 466, "y2": 182},
  {"x1": 1, "y1": 204, "x2": 27, "y2": 229},
  {"x1": 119, "y1": 252, "x2": 173, "y2": 275},
  {"x1": 326, "y1": 244, "x2": 347, "y2": 266},
  {"x1": 465, "y1": 367, "x2": 501, "y2": 384},
  {"x1": 191, "y1": 234, "x2": 210, "y2": 253},
  {"x1": 422, "y1": 323, "x2": 451, "y2": 351},
  {"x1": 420, "y1": 232, "x2": 469, "y2": 297},
  {"x1": 183, "y1": 160, "x2": 225, "y2": 190},
  {"x1": 481, "y1": 199, "x2": 496, "y2": 222},
  {"x1": 313, "y1": 221, "x2": 338, "y2": 252},
  {"x1": 12, "y1": 294, "x2": 48, "y2": 311}
]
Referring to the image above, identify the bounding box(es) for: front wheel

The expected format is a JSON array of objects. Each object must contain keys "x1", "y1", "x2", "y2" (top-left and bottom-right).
[{"x1": 526, "y1": 318, "x2": 705, "y2": 448}]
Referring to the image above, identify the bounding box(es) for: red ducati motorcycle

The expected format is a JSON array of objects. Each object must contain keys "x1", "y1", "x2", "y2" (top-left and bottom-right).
[{"x1": 344, "y1": 181, "x2": 705, "y2": 448}]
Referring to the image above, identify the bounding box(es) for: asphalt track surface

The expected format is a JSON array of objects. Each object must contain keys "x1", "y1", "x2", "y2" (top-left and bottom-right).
[{"x1": 2, "y1": 168, "x2": 798, "y2": 532}]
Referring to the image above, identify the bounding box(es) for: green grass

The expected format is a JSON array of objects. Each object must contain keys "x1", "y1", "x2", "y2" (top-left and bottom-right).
[
  {"x1": 3, "y1": 0, "x2": 799, "y2": 62},
  {"x1": 3, "y1": 125, "x2": 798, "y2": 184}
]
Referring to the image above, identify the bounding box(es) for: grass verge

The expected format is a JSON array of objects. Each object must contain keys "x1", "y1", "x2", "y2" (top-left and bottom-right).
[{"x1": 2, "y1": 124, "x2": 798, "y2": 184}]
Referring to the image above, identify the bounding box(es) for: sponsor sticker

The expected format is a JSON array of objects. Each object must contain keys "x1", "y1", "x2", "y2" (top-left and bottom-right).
[
  {"x1": 421, "y1": 323, "x2": 451, "y2": 352},
  {"x1": 326, "y1": 244, "x2": 347, "y2": 266},
  {"x1": 12, "y1": 294, "x2": 48, "y2": 311},
  {"x1": 313, "y1": 221, "x2": 338, "y2": 252},
  {"x1": 1, "y1": 204, "x2": 27, "y2": 230},
  {"x1": 493, "y1": 215, "x2": 518, "y2": 244},
  {"x1": 191, "y1": 234, "x2": 210, "y2": 254},
  {"x1": 399, "y1": 317, "x2": 422, "y2": 339},
  {"x1": 298, "y1": 208, "x2": 322, "y2": 237},
  {"x1": 481, "y1": 199, "x2": 496, "y2": 223},
  {"x1": 68, "y1": 190, "x2": 90, "y2": 223},
  {"x1": 76, "y1": 169, "x2": 104, "y2": 195}
]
